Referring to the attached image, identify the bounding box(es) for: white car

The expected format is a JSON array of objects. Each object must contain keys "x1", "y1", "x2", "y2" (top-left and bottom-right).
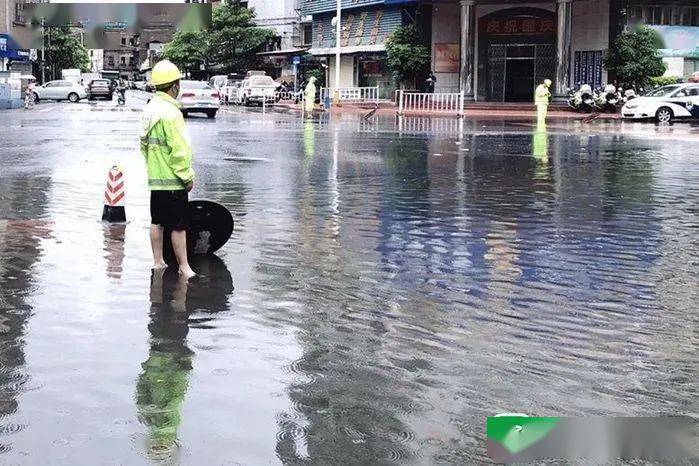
[
  {"x1": 237, "y1": 75, "x2": 277, "y2": 106},
  {"x1": 34, "y1": 80, "x2": 88, "y2": 103},
  {"x1": 178, "y1": 80, "x2": 220, "y2": 119},
  {"x1": 622, "y1": 83, "x2": 699, "y2": 123}
]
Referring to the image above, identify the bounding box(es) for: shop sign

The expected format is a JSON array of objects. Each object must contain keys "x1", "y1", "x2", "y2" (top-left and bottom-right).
[
  {"x1": 482, "y1": 18, "x2": 555, "y2": 35},
  {"x1": 434, "y1": 43, "x2": 460, "y2": 73}
]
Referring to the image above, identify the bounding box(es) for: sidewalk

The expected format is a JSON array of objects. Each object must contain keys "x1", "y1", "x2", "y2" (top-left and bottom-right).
[{"x1": 273, "y1": 101, "x2": 623, "y2": 120}]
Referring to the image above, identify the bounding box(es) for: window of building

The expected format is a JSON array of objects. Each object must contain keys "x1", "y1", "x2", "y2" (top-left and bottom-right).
[
  {"x1": 108, "y1": 56, "x2": 114, "y2": 67},
  {"x1": 121, "y1": 37, "x2": 126, "y2": 46},
  {"x1": 629, "y1": 5, "x2": 699, "y2": 26},
  {"x1": 14, "y1": 1, "x2": 27, "y2": 25},
  {"x1": 120, "y1": 57, "x2": 126, "y2": 65},
  {"x1": 303, "y1": 24, "x2": 313, "y2": 45},
  {"x1": 685, "y1": 59, "x2": 699, "y2": 76},
  {"x1": 129, "y1": 56, "x2": 134, "y2": 66}
]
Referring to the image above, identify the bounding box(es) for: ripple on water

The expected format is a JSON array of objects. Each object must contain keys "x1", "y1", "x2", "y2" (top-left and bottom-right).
[{"x1": 0, "y1": 423, "x2": 24, "y2": 436}]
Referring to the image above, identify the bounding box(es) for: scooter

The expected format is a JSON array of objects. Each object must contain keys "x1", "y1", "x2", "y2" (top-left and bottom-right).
[
  {"x1": 568, "y1": 84, "x2": 595, "y2": 113},
  {"x1": 594, "y1": 84, "x2": 622, "y2": 113}
]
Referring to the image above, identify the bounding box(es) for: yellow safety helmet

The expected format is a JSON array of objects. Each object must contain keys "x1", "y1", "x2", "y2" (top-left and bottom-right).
[
  {"x1": 151, "y1": 60, "x2": 181, "y2": 87},
  {"x1": 544, "y1": 79, "x2": 552, "y2": 87}
]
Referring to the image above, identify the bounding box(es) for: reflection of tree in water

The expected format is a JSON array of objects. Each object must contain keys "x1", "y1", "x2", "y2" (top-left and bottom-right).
[
  {"x1": 136, "y1": 257, "x2": 233, "y2": 461},
  {"x1": 0, "y1": 176, "x2": 52, "y2": 453}
]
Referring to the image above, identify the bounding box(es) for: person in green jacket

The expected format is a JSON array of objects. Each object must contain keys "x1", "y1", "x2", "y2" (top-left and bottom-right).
[
  {"x1": 534, "y1": 79, "x2": 552, "y2": 126},
  {"x1": 304, "y1": 76, "x2": 317, "y2": 114},
  {"x1": 140, "y1": 60, "x2": 196, "y2": 279}
]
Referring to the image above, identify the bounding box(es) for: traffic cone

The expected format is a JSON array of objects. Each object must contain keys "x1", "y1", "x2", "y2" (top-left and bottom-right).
[{"x1": 102, "y1": 165, "x2": 126, "y2": 223}]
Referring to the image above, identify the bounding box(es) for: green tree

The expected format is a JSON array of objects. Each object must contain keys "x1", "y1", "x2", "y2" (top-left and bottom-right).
[
  {"x1": 207, "y1": 1, "x2": 277, "y2": 73},
  {"x1": 45, "y1": 27, "x2": 90, "y2": 78},
  {"x1": 162, "y1": 31, "x2": 209, "y2": 75},
  {"x1": 604, "y1": 25, "x2": 666, "y2": 89},
  {"x1": 385, "y1": 24, "x2": 430, "y2": 88}
]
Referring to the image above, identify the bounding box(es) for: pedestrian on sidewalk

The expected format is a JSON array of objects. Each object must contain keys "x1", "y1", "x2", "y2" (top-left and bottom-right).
[
  {"x1": 24, "y1": 78, "x2": 36, "y2": 110},
  {"x1": 535, "y1": 79, "x2": 552, "y2": 126},
  {"x1": 304, "y1": 76, "x2": 317, "y2": 114},
  {"x1": 426, "y1": 71, "x2": 437, "y2": 94},
  {"x1": 140, "y1": 60, "x2": 196, "y2": 279}
]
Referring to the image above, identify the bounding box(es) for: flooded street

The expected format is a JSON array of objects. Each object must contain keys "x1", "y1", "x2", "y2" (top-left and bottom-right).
[{"x1": 0, "y1": 102, "x2": 697, "y2": 464}]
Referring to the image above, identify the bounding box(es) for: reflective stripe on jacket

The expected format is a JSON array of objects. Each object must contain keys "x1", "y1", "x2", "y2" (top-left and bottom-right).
[
  {"x1": 535, "y1": 84, "x2": 551, "y2": 105},
  {"x1": 140, "y1": 91, "x2": 195, "y2": 191}
]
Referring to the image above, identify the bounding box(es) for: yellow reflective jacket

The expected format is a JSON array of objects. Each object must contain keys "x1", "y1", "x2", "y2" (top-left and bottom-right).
[
  {"x1": 140, "y1": 92, "x2": 195, "y2": 191},
  {"x1": 535, "y1": 84, "x2": 551, "y2": 105}
]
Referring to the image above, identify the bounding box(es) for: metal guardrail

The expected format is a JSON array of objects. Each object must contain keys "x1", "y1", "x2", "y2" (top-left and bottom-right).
[
  {"x1": 397, "y1": 90, "x2": 465, "y2": 116},
  {"x1": 320, "y1": 86, "x2": 380, "y2": 104}
]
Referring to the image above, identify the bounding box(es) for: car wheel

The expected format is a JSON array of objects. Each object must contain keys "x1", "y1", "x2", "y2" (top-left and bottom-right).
[
  {"x1": 68, "y1": 92, "x2": 79, "y2": 103},
  {"x1": 33, "y1": 93, "x2": 40, "y2": 102},
  {"x1": 655, "y1": 107, "x2": 673, "y2": 123},
  {"x1": 243, "y1": 97, "x2": 249, "y2": 107},
  {"x1": 88, "y1": 96, "x2": 95, "y2": 101},
  {"x1": 182, "y1": 110, "x2": 188, "y2": 118},
  {"x1": 207, "y1": 111, "x2": 216, "y2": 119}
]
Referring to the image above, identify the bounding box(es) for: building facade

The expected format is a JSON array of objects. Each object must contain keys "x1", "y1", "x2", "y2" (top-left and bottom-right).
[
  {"x1": 301, "y1": 0, "x2": 699, "y2": 101},
  {"x1": 1, "y1": 0, "x2": 32, "y2": 74}
]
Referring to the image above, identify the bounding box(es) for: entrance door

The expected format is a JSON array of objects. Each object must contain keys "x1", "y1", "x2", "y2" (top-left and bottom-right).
[{"x1": 505, "y1": 59, "x2": 535, "y2": 102}]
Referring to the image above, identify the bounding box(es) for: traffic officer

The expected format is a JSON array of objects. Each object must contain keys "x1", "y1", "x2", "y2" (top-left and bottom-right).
[
  {"x1": 535, "y1": 79, "x2": 552, "y2": 126},
  {"x1": 140, "y1": 60, "x2": 196, "y2": 279},
  {"x1": 304, "y1": 76, "x2": 317, "y2": 114}
]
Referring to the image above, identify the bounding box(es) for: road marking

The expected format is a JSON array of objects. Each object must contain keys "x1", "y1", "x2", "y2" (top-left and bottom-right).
[{"x1": 38, "y1": 105, "x2": 55, "y2": 113}]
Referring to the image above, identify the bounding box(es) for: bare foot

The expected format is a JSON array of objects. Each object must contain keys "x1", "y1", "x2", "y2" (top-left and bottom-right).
[
  {"x1": 152, "y1": 261, "x2": 168, "y2": 270},
  {"x1": 178, "y1": 267, "x2": 196, "y2": 279}
]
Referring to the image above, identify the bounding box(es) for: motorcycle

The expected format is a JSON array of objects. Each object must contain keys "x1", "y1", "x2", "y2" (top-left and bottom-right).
[
  {"x1": 568, "y1": 84, "x2": 595, "y2": 113},
  {"x1": 117, "y1": 87, "x2": 126, "y2": 106},
  {"x1": 594, "y1": 84, "x2": 622, "y2": 113}
]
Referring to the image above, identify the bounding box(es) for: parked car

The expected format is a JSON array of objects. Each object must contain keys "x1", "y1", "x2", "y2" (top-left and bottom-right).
[
  {"x1": 178, "y1": 80, "x2": 220, "y2": 118},
  {"x1": 238, "y1": 75, "x2": 277, "y2": 106},
  {"x1": 87, "y1": 79, "x2": 113, "y2": 100},
  {"x1": 220, "y1": 79, "x2": 241, "y2": 104},
  {"x1": 33, "y1": 80, "x2": 87, "y2": 103},
  {"x1": 621, "y1": 83, "x2": 699, "y2": 123},
  {"x1": 689, "y1": 72, "x2": 699, "y2": 84}
]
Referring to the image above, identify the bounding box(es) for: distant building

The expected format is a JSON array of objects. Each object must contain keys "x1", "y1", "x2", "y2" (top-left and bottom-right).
[
  {"x1": 87, "y1": 48, "x2": 103, "y2": 73},
  {"x1": 250, "y1": 0, "x2": 309, "y2": 80},
  {"x1": 300, "y1": 0, "x2": 698, "y2": 101},
  {"x1": 0, "y1": 0, "x2": 33, "y2": 74}
]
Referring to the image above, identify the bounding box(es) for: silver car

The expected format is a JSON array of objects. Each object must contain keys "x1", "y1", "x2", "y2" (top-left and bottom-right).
[
  {"x1": 178, "y1": 80, "x2": 220, "y2": 118},
  {"x1": 34, "y1": 80, "x2": 88, "y2": 103}
]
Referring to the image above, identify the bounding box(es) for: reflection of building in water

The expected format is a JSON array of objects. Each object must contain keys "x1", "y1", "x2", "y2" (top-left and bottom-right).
[
  {"x1": 0, "y1": 176, "x2": 52, "y2": 452},
  {"x1": 136, "y1": 257, "x2": 232, "y2": 461}
]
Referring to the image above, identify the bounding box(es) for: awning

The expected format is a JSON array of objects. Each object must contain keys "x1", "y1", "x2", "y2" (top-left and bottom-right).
[
  {"x1": 0, "y1": 34, "x2": 30, "y2": 61},
  {"x1": 308, "y1": 44, "x2": 386, "y2": 56},
  {"x1": 257, "y1": 47, "x2": 309, "y2": 57}
]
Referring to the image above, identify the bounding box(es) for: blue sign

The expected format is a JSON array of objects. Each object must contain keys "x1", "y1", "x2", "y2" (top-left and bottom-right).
[
  {"x1": 0, "y1": 34, "x2": 29, "y2": 61},
  {"x1": 292, "y1": 55, "x2": 301, "y2": 65}
]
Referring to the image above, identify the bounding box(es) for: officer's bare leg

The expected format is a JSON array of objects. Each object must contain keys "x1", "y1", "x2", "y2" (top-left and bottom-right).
[
  {"x1": 150, "y1": 224, "x2": 167, "y2": 269},
  {"x1": 171, "y1": 230, "x2": 195, "y2": 279}
]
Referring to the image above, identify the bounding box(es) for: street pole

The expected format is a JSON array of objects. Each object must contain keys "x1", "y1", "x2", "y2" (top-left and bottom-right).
[
  {"x1": 333, "y1": 0, "x2": 341, "y2": 106},
  {"x1": 41, "y1": 18, "x2": 45, "y2": 84}
]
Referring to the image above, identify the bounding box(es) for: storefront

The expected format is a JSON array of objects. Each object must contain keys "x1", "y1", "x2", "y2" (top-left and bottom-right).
[
  {"x1": 307, "y1": 4, "x2": 401, "y2": 99},
  {"x1": 477, "y1": 8, "x2": 557, "y2": 101},
  {"x1": 651, "y1": 25, "x2": 699, "y2": 79},
  {"x1": 0, "y1": 34, "x2": 31, "y2": 75}
]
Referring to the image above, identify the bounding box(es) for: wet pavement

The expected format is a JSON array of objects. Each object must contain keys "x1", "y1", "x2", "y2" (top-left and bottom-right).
[{"x1": 0, "y1": 97, "x2": 697, "y2": 464}]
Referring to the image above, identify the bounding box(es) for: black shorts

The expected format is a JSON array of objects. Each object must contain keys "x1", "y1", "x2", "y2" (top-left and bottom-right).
[{"x1": 150, "y1": 190, "x2": 189, "y2": 230}]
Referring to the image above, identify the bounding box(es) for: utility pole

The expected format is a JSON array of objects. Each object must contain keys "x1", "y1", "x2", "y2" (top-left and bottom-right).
[{"x1": 333, "y1": 0, "x2": 341, "y2": 105}]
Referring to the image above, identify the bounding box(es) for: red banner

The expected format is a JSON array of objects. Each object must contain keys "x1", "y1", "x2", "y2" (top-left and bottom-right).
[{"x1": 481, "y1": 17, "x2": 556, "y2": 36}]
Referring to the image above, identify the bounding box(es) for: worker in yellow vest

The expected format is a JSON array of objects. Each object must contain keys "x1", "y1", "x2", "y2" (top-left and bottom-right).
[
  {"x1": 140, "y1": 60, "x2": 196, "y2": 279},
  {"x1": 535, "y1": 79, "x2": 552, "y2": 126}
]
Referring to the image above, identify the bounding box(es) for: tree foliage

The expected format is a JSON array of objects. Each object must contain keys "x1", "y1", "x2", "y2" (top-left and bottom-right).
[
  {"x1": 162, "y1": 31, "x2": 209, "y2": 74},
  {"x1": 207, "y1": 1, "x2": 277, "y2": 73},
  {"x1": 604, "y1": 25, "x2": 666, "y2": 88},
  {"x1": 45, "y1": 27, "x2": 91, "y2": 76},
  {"x1": 386, "y1": 24, "x2": 430, "y2": 87},
  {"x1": 162, "y1": 1, "x2": 276, "y2": 74}
]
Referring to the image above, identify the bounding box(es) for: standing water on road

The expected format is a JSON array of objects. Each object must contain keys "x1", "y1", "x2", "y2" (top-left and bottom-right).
[{"x1": 0, "y1": 107, "x2": 697, "y2": 464}]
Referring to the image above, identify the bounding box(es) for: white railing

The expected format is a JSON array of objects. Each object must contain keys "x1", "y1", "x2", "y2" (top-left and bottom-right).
[
  {"x1": 320, "y1": 86, "x2": 380, "y2": 104},
  {"x1": 398, "y1": 90, "x2": 464, "y2": 116}
]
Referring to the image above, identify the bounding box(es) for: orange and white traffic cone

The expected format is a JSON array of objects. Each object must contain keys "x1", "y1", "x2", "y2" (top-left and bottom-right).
[{"x1": 102, "y1": 165, "x2": 126, "y2": 223}]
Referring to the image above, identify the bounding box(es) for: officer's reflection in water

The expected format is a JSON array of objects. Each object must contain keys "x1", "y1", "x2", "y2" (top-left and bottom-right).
[{"x1": 136, "y1": 256, "x2": 233, "y2": 460}]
